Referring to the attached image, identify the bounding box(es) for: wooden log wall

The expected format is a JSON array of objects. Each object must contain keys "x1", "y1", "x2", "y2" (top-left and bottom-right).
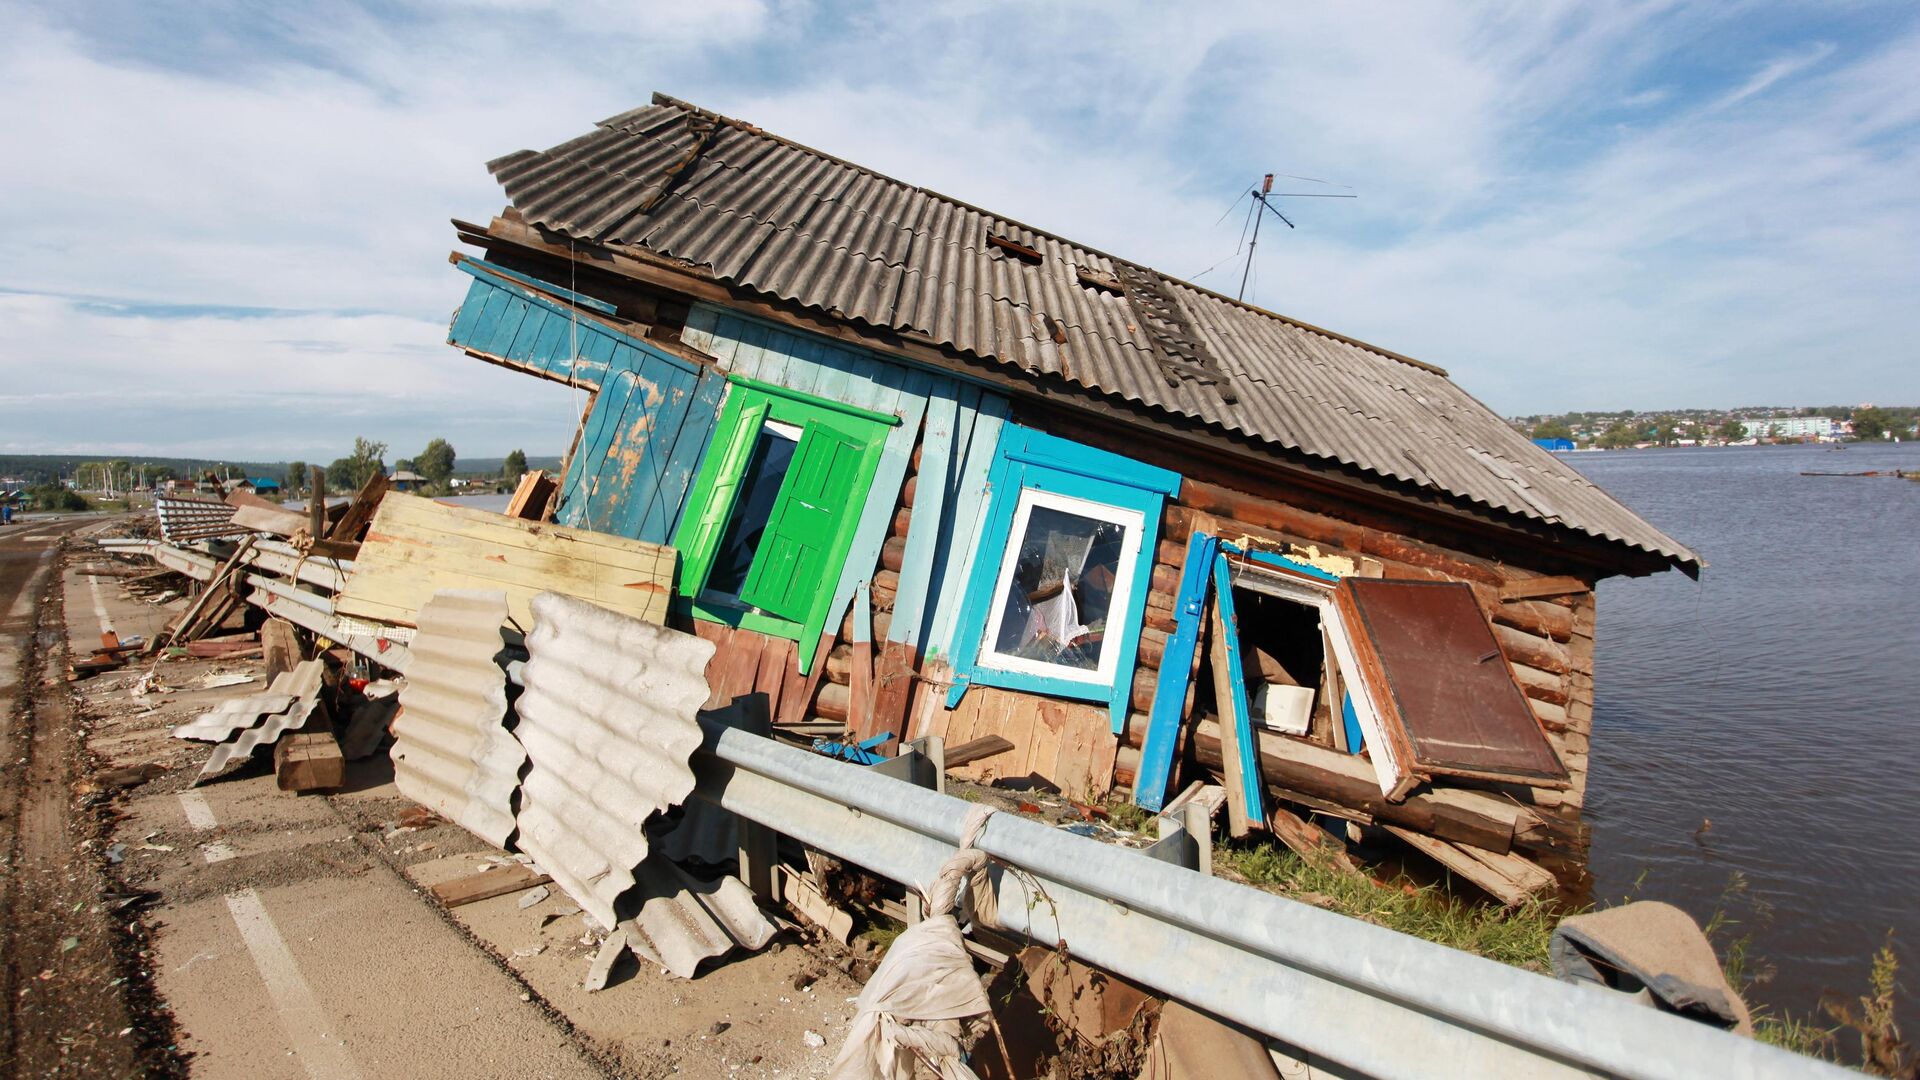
[
  {"x1": 1115, "y1": 483, "x2": 1600, "y2": 869},
  {"x1": 681, "y1": 393, "x2": 1600, "y2": 837}
]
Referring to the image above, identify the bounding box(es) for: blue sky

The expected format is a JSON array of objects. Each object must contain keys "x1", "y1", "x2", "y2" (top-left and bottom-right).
[{"x1": 2, "y1": 0, "x2": 1915, "y2": 460}]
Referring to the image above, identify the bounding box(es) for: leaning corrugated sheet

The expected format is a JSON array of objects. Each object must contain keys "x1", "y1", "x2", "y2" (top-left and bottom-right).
[
  {"x1": 489, "y1": 94, "x2": 1697, "y2": 568},
  {"x1": 390, "y1": 590, "x2": 523, "y2": 849},
  {"x1": 194, "y1": 660, "x2": 326, "y2": 783},
  {"x1": 514, "y1": 592, "x2": 716, "y2": 929}
]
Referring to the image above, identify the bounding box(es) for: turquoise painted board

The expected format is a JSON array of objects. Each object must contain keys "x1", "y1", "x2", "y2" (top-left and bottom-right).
[
  {"x1": 447, "y1": 260, "x2": 704, "y2": 390},
  {"x1": 888, "y1": 385, "x2": 958, "y2": 648},
  {"x1": 446, "y1": 259, "x2": 724, "y2": 545},
  {"x1": 922, "y1": 391, "x2": 1011, "y2": 660},
  {"x1": 554, "y1": 363, "x2": 722, "y2": 544}
]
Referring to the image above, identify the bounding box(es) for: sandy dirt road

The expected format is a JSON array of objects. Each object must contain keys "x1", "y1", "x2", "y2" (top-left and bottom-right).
[
  {"x1": 0, "y1": 513, "x2": 160, "y2": 1077},
  {"x1": 20, "y1": 527, "x2": 864, "y2": 1079}
]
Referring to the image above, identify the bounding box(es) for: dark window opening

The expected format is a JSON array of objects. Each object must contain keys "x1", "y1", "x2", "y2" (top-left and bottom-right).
[
  {"x1": 1193, "y1": 587, "x2": 1334, "y2": 743},
  {"x1": 706, "y1": 424, "x2": 799, "y2": 598},
  {"x1": 1234, "y1": 589, "x2": 1328, "y2": 738}
]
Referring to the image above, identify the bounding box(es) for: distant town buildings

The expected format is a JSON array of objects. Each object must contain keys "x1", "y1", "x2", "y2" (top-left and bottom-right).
[{"x1": 1739, "y1": 415, "x2": 1837, "y2": 440}]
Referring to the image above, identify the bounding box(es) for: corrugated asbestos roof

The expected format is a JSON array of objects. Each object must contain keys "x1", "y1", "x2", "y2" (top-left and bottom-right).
[
  {"x1": 513, "y1": 592, "x2": 717, "y2": 930},
  {"x1": 185, "y1": 661, "x2": 326, "y2": 784},
  {"x1": 488, "y1": 94, "x2": 1698, "y2": 569},
  {"x1": 391, "y1": 590, "x2": 523, "y2": 848}
]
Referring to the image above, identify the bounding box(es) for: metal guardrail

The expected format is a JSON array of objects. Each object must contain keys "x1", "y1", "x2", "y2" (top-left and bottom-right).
[{"x1": 693, "y1": 721, "x2": 1843, "y2": 1080}]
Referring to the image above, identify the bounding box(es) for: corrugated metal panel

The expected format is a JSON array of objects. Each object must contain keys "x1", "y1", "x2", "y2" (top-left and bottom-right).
[
  {"x1": 489, "y1": 95, "x2": 1697, "y2": 569},
  {"x1": 156, "y1": 495, "x2": 244, "y2": 542},
  {"x1": 390, "y1": 590, "x2": 522, "y2": 848},
  {"x1": 513, "y1": 592, "x2": 716, "y2": 929},
  {"x1": 191, "y1": 660, "x2": 326, "y2": 783}
]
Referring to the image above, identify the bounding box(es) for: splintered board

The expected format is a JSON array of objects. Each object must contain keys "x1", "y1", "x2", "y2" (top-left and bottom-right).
[{"x1": 335, "y1": 493, "x2": 676, "y2": 630}]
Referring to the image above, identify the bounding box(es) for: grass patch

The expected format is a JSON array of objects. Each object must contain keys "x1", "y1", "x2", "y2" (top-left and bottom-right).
[
  {"x1": 1212, "y1": 837, "x2": 1557, "y2": 971},
  {"x1": 1104, "y1": 799, "x2": 1155, "y2": 836},
  {"x1": 856, "y1": 917, "x2": 905, "y2": 957}
]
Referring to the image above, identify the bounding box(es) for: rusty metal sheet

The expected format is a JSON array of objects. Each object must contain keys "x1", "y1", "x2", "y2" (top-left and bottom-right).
[
  {"x1": 1336, "y1": 579, "x2": 1566, "y2": 784},
  {"x1": 485, "y1": 94, "x2": 1697, "y2": 571},
  {"x1": 390, "y1": 590, "x2": 522, "y2": 848},
  {"x1": 513, "y1": 591, "x2": 716, "y2": 929}
]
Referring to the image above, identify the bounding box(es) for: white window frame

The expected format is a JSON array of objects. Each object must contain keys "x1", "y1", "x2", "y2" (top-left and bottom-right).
[{"x1": 976, "y1": 487, "x2": 1145, "y2": 687}]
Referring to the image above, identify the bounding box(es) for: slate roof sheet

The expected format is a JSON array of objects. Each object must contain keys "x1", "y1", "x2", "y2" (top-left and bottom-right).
[{"x1": 487, "y1": 94, "x2": 1697, "y2": 568}]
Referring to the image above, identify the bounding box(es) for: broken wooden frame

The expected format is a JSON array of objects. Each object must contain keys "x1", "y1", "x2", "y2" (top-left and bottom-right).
[{"x1": 1135, "y1": 533, "x2": 1566, "y2": 810}]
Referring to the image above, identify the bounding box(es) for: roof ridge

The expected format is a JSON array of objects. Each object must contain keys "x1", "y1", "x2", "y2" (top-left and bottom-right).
[{"x1": 646, "y1": 91, "x2": 1449, "y2": 378}]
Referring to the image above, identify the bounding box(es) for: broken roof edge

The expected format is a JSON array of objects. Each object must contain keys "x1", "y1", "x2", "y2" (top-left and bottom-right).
[
  {"x1": 642, "y1": 92, "x2": 1449, "y2": 379},
  {"x1": 454, "y1": 217, "x2": 1702, "y2": 577}
]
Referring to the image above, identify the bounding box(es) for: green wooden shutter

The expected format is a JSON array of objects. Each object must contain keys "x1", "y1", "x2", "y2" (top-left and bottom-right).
[
  {"x1": 673, "y1": 398, "x2": 770, "y2": 597},
  {"x1": 738, "y1": 421, "x2": 867, "y2": 622}
]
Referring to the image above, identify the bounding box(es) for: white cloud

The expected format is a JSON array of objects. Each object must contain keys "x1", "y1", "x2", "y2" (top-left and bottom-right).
[{"x1": 0, "y1": 0, "x2": 1914, "y2": 458}]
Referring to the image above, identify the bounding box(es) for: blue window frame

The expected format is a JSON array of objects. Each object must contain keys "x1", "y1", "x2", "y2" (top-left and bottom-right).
[{"x1": 944, "y1": 425, "x2": 1181, "y2": 732}]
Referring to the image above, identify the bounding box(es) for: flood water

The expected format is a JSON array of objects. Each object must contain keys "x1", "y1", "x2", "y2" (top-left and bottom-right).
[{"x1": 1576, "y1": 443, "x2": 1920, "y2": 1029}]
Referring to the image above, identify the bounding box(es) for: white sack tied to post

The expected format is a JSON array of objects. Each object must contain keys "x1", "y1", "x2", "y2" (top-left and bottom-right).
[{"x1": 829, "y1": 807, "x2": 999, "y2": 1080}]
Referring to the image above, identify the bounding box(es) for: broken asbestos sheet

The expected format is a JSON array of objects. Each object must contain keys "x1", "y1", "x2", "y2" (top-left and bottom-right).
[
  {"x1": 390, "y1": 590, "x2": 522, "y2": 848},
  {"x1": 178, "y1": 660, "x2": 326, "y2": 784},
  {"x1": 513, "y1": 592, "x2": 716, "y2": 930},
  {"x1": 613, "y1": 854, "x2": 776, "y2": 981}
]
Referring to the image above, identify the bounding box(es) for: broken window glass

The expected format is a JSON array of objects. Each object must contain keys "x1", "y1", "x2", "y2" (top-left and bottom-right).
[{"x1": 985, "y1": 502, "x2": 1128, "y2": 673}]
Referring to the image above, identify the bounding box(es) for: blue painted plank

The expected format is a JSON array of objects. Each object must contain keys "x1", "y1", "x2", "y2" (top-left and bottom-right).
[
  {"x1": 447, "y1": 279, "x2": 495, "y2": 345},
  {"x1": 455, "y1": 257, "x2": 618, "y2": 315},
  {"x1": 526, "y1": 310, "x2": 575, "y2": 379},
  {"x1": 887, "y1": 383, "x2": 958, "y2": 647},
  {"x1": 477, "y1": 294, "x2": 531, "y2": 359},
  {"x1": 1342, "y1": 692, "x2": 1366, "y2": 754},
  {"x1": 1211, "y1": 551, "x2": 1267, "y2": 826},
  {"x1": 456, "y1": 284, "x2": 514, "y2": 358},
  {"x1": 1133, "y1": 531, "x2": 1218, "y2": 811},
  {"x1": 679, "y1": 304, "x2": 720, "y2": 355},
  {"x1": 923, "y1": 392, "x2": 1008, "y2": 660},
  {"x1": 504, "y1": 305, "x2": 553, "y2": 365},
  {"x1": 633, "y1": 367, "x2": 727, "y2": 543},
  {"x1": 608, "y1": 366, "x2": 701, "y2": 541}
]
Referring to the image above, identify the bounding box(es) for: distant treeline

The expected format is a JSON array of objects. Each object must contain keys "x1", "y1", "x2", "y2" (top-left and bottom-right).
[
  {"x1": 0, "y1": 453, "x2": 563, "y2": 486},
  {"x1": 0, "y1": 455, "x2": 288, "y2": 486}
]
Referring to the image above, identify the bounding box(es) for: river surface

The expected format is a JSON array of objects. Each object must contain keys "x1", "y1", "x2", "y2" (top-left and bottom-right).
[{"x1": 1576, "y1": 443, "x2": 1920, "y2": 1030}]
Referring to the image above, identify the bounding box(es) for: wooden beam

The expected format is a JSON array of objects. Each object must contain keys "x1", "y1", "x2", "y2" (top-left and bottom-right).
[
  {"x1": 308, "y1": 466, "x2": 326, "y2": 538},
  {"x1": 1266, "y1": 802, "x2": 1360, "y2": 874},
  {"x1": 1499, "y1": 575, "x2": 1589, "y2": 602},
  {"x1": 943, "y1": 734, "x2": 1016, "y2": 769},
  {"x1": 504, "y1": 469, "x2": 556, "y2": 521},
  {"x1": 329, "y1": 470, "x2": 391, "y2": 542},
  {"x1": 1383, "y1": 826, "x2": 1550, "y2": 908},
  {"x1": 429, "y1": 864, "x2": 554, "y2": 908}
]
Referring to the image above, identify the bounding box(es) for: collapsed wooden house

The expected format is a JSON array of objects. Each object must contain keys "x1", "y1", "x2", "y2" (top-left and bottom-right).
[{"x1": 438, "y1": 94, "x2": 1700, "y2": 900}]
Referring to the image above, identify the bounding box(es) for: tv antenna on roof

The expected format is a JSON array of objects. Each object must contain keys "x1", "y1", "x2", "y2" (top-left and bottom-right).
[{"x1": 1228, "y1": 173, "x2": 1356, "y2": 302}]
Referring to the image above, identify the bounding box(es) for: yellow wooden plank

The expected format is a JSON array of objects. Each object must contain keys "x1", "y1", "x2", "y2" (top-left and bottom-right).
[
  {"x1": 337, "y1": 493, "x2": 674, "y2": 628},
  {"x1": 373, "y1": 494, "x2": 675, "y2": 575}
]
